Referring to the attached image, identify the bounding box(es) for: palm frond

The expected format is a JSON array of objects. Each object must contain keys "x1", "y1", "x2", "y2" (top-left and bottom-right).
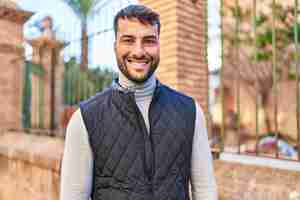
[
  {"x1": 79, "y1": 0, "x2": 94, "y2": 17},
  {"x1": 64, "y1": 0, "x2": 95, "y2": 19}
]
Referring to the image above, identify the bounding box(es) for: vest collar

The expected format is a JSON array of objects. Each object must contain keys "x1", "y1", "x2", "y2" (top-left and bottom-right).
[
  {"x1": 111, "y1": 79, "x2": 163, "y2": 113},
  {"x1": 112, "y1": 78, "x2": 162, "y2": 95}
]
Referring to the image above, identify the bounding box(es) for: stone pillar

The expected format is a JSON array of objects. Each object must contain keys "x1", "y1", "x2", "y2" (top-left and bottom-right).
[
  {"x1": 0, "y1": 7, "x2": 32, "y2": 131},
  {"x1": 27, "y1": 37, "x2": 64, "y2": 130},
  {"x1": 54, "y1": 50, "x2": 65, "y2": 135},
  {"x1": 0, "y1": 44, "x2": 25, "y2": 131},
  {"x1": 140, "y1": 0, "x2": 208, "y2": 110}
]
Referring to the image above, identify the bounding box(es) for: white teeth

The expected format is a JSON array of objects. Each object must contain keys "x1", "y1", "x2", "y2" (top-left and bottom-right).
[
  {"x1": 132, "y1": 62, "x2": 147, "y2": 64},
  {"x1": 127, "y1": 59, "x2": 148, "y2": 64}
]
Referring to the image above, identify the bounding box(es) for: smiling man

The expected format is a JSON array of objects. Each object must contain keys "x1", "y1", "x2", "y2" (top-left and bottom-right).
[{"x1": 60, "y1": 5, "x2": 218, "y2": 200}]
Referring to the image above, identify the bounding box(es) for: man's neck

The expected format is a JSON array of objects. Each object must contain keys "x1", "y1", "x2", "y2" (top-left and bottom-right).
[{"x1": 118, "y1": 71, "x2": 156, "y2": 101}]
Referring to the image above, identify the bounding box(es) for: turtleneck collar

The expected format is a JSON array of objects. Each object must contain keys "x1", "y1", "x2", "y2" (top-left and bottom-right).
[{"x1": 117, "y1": 70, "x2": 156, "y2": 102}]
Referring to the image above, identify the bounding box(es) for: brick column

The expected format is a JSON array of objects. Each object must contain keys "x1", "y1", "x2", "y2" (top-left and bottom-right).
[
  {"x1": 27, "y1": 37, "x2": 64, "y2": 130},
  {"x1": 140, "y1": 0, "x2": 208, "y2": 110},
  {"x1": 0, "y1": 7, "x2": 32, "y2": 131},
  {"x1": 0, "y1": 44, "x2": 24, "y2": 130}
]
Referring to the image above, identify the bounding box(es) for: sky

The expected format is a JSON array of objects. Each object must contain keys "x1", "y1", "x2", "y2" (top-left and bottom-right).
[{"x1": 18, "y1": 0, "x2": 221, "y2": 72}]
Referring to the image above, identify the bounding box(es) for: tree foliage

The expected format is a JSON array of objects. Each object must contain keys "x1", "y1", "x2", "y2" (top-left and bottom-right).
[
  {"x1": 64, "y1": 57, "x2": 117, "y2": 105},
  {"x1": 65, "y1": 0, "x2": 95, "y2": 20},
  {"x1": 64, "y1": 0, "x2": 96, "y2": 69}
]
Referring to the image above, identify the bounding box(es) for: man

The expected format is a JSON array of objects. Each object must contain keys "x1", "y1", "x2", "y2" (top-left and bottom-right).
[{"x1": 60, "y1": 4, "x2": 217, "y2": 200}]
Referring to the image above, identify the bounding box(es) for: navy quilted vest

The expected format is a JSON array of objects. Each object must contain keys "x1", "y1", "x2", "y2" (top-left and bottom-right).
[{"x1": 80, "y1": 81, "x2": 196, "y2": 200}]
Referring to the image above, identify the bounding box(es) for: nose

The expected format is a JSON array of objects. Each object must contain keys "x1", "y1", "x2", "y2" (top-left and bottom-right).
[{"x1": 132, "y1": 41, "x2": 145, "y2": 58}]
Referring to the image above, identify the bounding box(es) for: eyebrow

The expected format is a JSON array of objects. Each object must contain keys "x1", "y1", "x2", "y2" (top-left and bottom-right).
[
  {"x1": 120, "y1": 35, "x2": 134, "y2": 38},
  {"x1": 119, "y1": 34, "x2": 157, "y2": 39},
  {"x1": 143, "y1": 35, "x2": 157, "y2": 39}
]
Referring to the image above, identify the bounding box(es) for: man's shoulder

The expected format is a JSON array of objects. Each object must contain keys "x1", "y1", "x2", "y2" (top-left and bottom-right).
[
  {"x1": 79, "y1": 86, "x2": 113, "y2": 110},
  {"x1": 160, "y1": 83, "x2": 194, "y2": 102}
]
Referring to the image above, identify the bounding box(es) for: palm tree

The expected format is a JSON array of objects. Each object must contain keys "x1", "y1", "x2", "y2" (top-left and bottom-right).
[{"x1": 64, "y1": 0, "x2": 95, "y2": 70}]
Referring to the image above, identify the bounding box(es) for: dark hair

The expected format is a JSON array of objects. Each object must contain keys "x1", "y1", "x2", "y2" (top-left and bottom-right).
[{"x1": 113, "y1": 5, "x2": 160, "y2": 37}]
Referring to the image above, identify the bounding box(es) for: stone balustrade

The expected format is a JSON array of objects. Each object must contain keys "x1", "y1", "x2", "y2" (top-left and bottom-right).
[{"x1": 0, "y1": 131, "x2": 64, "y2": 200}]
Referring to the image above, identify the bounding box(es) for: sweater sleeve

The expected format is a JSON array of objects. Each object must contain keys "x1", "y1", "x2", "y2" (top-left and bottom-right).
[
  {"x1": 190, "y1": 102, "x2": 218, "y2": 200},
  {"x1": 60, "y1": 109, "x2": 94, "y2": 200}
]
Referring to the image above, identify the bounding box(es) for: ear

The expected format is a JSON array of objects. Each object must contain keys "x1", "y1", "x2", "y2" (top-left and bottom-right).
[{"x1": 114, "y1": 41, "x2": 117, "y2": 52}]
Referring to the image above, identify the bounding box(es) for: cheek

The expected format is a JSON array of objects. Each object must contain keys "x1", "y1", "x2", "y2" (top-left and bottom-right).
[
  {"x1": 146, "y1": 46, "x2": 160, "y2": 57},
  {"x1": 116, "y1": 46, "x2": 130, "y2": 58}
]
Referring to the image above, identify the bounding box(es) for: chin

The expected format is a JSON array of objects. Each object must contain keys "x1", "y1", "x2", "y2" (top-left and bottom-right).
[
  {"x1": 128, "y1": 73, "x2": 150, "y2": 83},
  {"x1": 130, "y1": 76, "x2": 148, "y2": 83},
  {"x1": 127, "y1": 69, "x2": 149, "y2": 80}
]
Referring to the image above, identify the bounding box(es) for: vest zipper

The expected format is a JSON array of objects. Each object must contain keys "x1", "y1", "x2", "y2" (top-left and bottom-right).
[{"x1": 128, "y1": 93, "x2": 154, "y2": 183}]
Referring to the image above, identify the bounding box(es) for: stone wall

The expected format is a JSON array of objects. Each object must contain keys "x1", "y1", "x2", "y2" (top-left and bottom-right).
[
  {"x1": 214, "y1": 160, "x2": 300, "y2": 200},
  {"x1": 0, "y1": 131, "x2": 63, "y2": 200},
  {"x1": 1, "y1": 131, "x2": 299, "y2": 200}
]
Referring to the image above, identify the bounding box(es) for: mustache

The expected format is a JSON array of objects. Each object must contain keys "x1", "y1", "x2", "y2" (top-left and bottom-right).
[
  {"x1": 127, "y1": 55, "x2": 150, "y2": 60},
  {"x1": 124, "y1": 52, "x2": 152, "y2": 60}
]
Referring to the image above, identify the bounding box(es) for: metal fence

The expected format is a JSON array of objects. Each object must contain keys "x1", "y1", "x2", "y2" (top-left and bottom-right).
[
  {"x1": 209, "y1": 0, "x2": 300, "y2": 162},
  {"x1": 63, "y1": 57, "x2": 116, "y2": 106},
  {"x1": 22, "y1": 59, "x2": 116, "y2": 130}
]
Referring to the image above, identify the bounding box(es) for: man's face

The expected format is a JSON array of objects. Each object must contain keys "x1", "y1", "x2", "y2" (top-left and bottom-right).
[{"x1": 114, "y1": 18, "x2": 160, "y2": 83}]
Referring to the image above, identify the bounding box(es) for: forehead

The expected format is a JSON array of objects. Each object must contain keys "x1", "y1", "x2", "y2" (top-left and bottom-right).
[{"x1": 117, "y1": 18, "x2": 159, "y2": 37}]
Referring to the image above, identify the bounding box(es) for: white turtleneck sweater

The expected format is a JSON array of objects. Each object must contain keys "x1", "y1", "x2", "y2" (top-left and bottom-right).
[{"x1": 60, "y1": 73, "x2": 218, "y2": 200}]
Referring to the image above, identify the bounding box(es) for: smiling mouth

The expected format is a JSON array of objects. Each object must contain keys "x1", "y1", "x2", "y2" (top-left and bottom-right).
[
  {"x1": 126, "y1": 58, "x2": 150, "y2": 70},
  {"x1": 126, "y1": 58, "x2": 149, "y2": 64}
]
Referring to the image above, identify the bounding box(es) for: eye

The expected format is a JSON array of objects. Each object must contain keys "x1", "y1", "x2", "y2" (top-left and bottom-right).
[
  {"x1": 144, "y1": 39, "x2": 157, "y2": 45},
  {"x1": 121, "y1": 38, "x2": 134, "y2": 44}
]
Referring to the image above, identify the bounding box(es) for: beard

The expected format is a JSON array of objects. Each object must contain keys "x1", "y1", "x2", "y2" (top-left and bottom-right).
[{"x1": 116, "y1": 54, "x2": 159, "y2": 84}]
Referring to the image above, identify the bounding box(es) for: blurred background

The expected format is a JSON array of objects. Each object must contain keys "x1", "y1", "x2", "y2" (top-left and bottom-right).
[{"x1": 0, "y1": 0, "x2": 299, "y2": 199}]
